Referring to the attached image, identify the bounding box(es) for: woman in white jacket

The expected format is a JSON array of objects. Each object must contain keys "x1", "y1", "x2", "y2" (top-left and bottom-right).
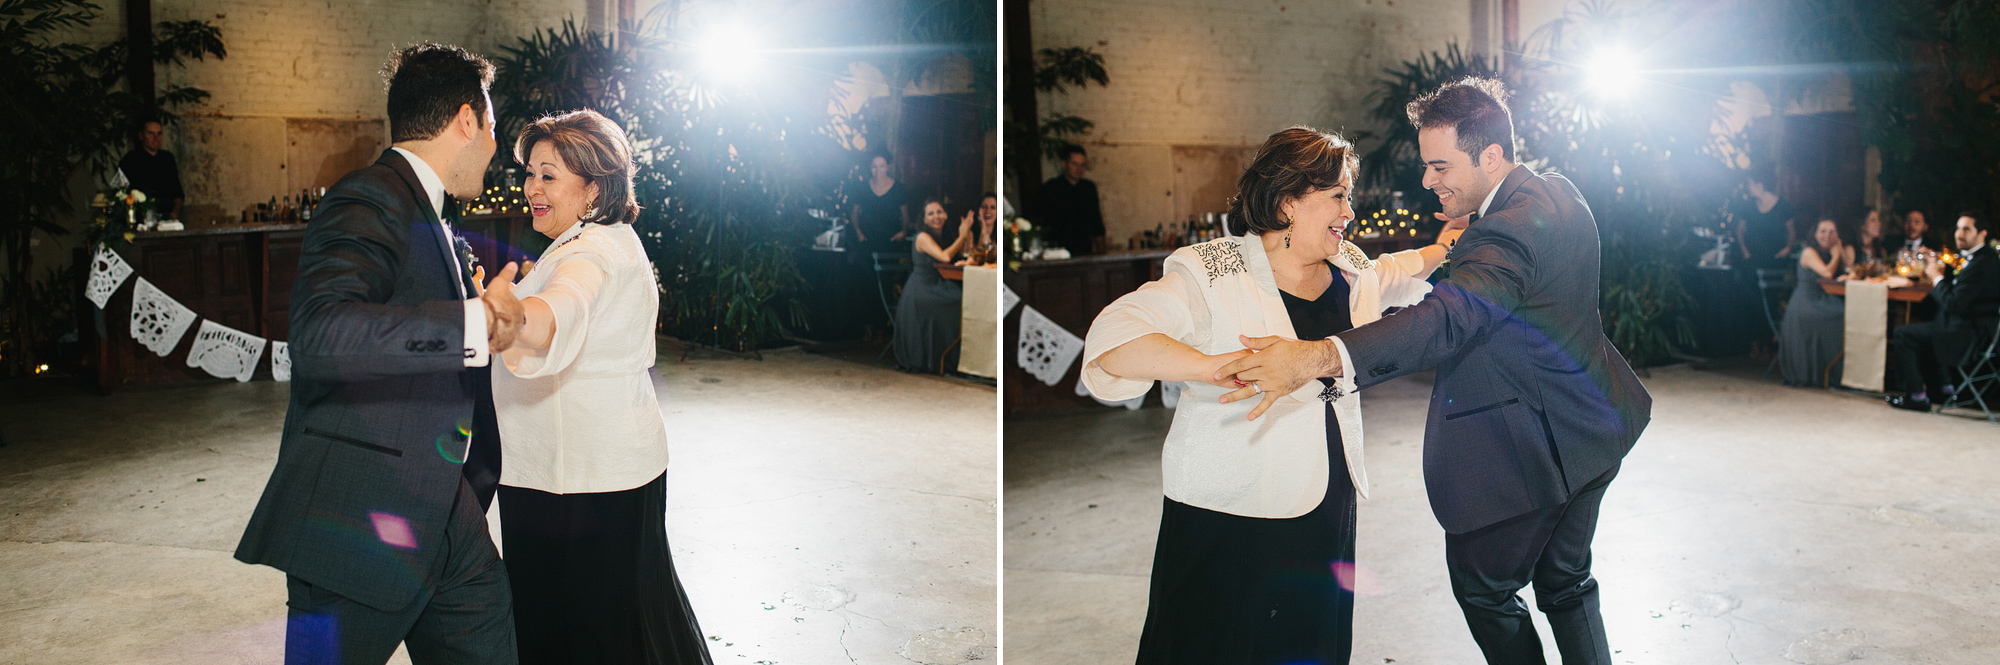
[
  {"x1": 490, "y1": 110, "x2": 710, "y2": 664},
  {"x1": 1081, "y1": 127, "x2": 1462, "y2": 663}
]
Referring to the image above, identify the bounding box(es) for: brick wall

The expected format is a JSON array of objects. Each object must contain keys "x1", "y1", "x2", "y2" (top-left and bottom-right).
[{"x1": 1029, "y1": 0, "x2": 1567, "y2": 247}]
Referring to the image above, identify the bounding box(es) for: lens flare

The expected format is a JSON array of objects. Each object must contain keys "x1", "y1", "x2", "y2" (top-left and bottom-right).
[
  {"x1": 368, "y1": 511, "x2": 417, "y2": 549},
  {"x1": 694, "y1": 21, "x2": 761, "y2": 79},
  {"x1": 1330, "y1": 560, "x2": 1379, "y2": 595},
  {"x1": 436, "y1": 433, "x2": 467, "y2": 464},
  {"x1": 1583, "y1": 46, "x2": 1642, "y2": 99}
]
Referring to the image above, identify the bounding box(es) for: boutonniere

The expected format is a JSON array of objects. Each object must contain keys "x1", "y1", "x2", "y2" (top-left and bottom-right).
[{"x1": 454, "y1": 235, "x2": 481, "y2": 276}]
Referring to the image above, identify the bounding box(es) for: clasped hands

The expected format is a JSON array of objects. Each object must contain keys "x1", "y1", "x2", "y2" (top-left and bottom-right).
[
  {"x1": 1206, "y1": 335, "x2": 1345, "y2": 421},
  {"x1": 474, "y1": 262, "x2": 525, "y2": 353}
]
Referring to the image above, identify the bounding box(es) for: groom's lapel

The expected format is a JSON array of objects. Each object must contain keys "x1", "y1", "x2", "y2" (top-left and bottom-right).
[{"x1": 377, "y1": 149, "x2": 469, "y2": 300}]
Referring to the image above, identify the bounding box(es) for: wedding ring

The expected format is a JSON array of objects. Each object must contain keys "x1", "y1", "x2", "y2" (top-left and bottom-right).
[{"x1": 1251, "y1": 383, "x2": 1263, "y2": 394}]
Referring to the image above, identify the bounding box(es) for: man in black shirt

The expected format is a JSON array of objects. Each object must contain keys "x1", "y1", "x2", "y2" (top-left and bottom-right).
[
  {"x1": 1888, "y1": 212, "x2": 2000, "y2": 411},
  {"x1": 118, "y1": 119, "x2": 185, "y2": 219},
  {"x1": 1034, "y1": 144, "x2": 1104, "y2": 255},
  {"x1": 1895, "y1": 210, "x2": 1937, "y2": 253}
]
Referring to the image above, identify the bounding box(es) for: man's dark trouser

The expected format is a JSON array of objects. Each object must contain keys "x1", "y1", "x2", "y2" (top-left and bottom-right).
[
  {"x1": 1892, "y1": 320, "x2": 1972, "y2": 398},
  {"x1": 1445, "y1": 464, "x2": 1619, "y2": 665},
  {"x1": 284, "y1": 478, "x2": 517, "y2": 665}
]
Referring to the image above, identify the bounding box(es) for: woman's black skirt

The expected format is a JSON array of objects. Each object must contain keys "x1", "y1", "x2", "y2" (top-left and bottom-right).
[
  {"x1": 498, "y1": 472, "x2": 713, "y2": 665},
  {"x1": 1135, "y1": 405, "x2": 1358, "y2": 665}
]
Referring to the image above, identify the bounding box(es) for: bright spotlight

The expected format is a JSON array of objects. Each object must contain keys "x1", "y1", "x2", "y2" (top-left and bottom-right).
[
  {"x1": 694, "y1": 22, "x2": 760, "y2": 80},
  {"x1": 1583, "y1": 46, "x2": 1641, "y2": 98}
]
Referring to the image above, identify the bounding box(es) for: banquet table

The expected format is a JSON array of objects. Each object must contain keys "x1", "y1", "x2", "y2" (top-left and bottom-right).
[{"x1": 1821, "y1": 279, "x2": 1933, "y2": 391}]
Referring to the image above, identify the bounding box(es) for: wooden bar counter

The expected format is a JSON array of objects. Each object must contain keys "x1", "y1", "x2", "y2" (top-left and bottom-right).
[
  {"x1": 90, "y1": 213, "x2": 541, "y2": 393},
  {"x1": 1004, "y1": 250, "x2": 1171, "y2": 416},
  {"x1": 94, "y1": 223, "x2": 306, "y2": 392}
]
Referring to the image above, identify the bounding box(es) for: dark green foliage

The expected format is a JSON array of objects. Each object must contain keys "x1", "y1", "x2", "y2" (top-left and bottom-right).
[
  {"x1": 0, "y1": 0, "x2": 224, "y2": 376},
  {"x1": 491, "y1": 18, "x2": 853, "y2": 351},
  {"x1": 1776, "y1": 0, "x2": 2000, "y2": 223},
  {"x1": 1512, "y1": 1, "x2": 1737, "y2": 366},
  {"x1": 1032, "y1": 46, "x2": 1108, "y2": 162}
]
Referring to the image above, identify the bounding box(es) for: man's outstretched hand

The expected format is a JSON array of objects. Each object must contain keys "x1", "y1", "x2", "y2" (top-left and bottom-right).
[{"x1": 1211, "y1": 335, "x2": 1344, "y2": 421}]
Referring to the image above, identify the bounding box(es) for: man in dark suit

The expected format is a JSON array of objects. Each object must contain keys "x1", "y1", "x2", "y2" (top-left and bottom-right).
[
  {"x1": 1217, "y1": 78, "x2": 1651, "y2": 664},
  {"x1": 1033, "y1": 144, "x2": 1105, "y2": 255},
  {"x1": 235, "y1": 44, "x2": 524, "y2": 665},
  {"x1": 1896, "y1": 210, "x2": 1938, "y2": 254},
  {"x1": 1887, "y1": 211, "x2": 2000, "y2": 411}
]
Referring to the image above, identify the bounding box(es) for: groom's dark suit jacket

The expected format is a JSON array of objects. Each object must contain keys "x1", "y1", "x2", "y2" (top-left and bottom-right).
[
  {"x1": 236, "y1": 150, "x2": 485, "y2": 612},
  {"x1": 1339, "y1": 165, "x2": 1652, "y2": 534}
]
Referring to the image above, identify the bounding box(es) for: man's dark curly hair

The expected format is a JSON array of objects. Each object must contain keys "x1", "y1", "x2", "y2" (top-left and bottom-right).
[
  {"x1": 383, "y1": 43, "x2": 495, "y2": 143},
  {"x1": 1407, "y1": 77, "x2": 1515, "y2": 165}
]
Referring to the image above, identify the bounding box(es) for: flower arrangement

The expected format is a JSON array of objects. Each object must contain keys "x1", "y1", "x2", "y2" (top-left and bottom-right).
[
  {"x1": 1007, "y1": 216, "x2": 1042, "y2": 264},
  {"x1": 88, "y1": 187, "x2": 152, "y2": 246}
]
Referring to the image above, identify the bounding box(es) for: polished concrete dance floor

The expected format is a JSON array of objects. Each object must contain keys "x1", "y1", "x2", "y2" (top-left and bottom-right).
[
  {"x1": 1006, "y1": 363, "x2": 2000, "y2": 665},
  {"x1": 0, "y1": 341, "x2": 996, "y2": 665}
]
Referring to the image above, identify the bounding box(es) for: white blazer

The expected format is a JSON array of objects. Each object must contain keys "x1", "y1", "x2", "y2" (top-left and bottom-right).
[
  {"x1": 492, "y1": 222, "x2": 671, "y2": 494},
  {"x1": 1081, "y1": 236, "x2": 1435, "y2": 518}
]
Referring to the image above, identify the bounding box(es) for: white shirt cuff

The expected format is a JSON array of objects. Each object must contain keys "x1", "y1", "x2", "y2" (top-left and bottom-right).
[
  {"x1": 1328, "y1": 336, "x2": 1357, "y2": 400},
  {"x1": 463, "y1": 298, "x2": 489, "y2": 367}
]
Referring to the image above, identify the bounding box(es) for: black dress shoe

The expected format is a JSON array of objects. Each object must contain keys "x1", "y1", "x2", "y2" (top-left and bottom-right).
[{"x1": 1886, "y1": 394, "x2": 1932, "y2": 412}]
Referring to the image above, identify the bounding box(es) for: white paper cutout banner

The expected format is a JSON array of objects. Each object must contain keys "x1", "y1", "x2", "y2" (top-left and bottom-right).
[
  {"x1": 271, "y1": 341, "x2": 291, "y2": 382},
  {"x1": 1001, "y1": 285, "x2": 1019, "y2": 317},
  {"x1": 186, "y1": 320, "x2": 267, "y2": 382},
  {"x1": 1074, "y1": 374, "x2": 1144, "y2": 410},
  {"x1": 1161, "y1": 380, "x2": 1184, "y2": 409},
  {"x1": 86, "y1": 244, "x2": 133, "y2": 308},
  {"x1": 1016, "y1": 305, "x2": 1084, "y2": 386},
  {"x1": 130, "y1": 277, "x2": 197, "y2": 357}
]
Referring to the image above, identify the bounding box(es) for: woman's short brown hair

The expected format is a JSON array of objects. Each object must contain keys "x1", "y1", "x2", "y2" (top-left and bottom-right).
[
  {"x1": 513, "y1": 109, "x2": 640, "y2": 225},
  {"x1": 1227, "y1": 126, "x2": 1359, "y2": 236}
]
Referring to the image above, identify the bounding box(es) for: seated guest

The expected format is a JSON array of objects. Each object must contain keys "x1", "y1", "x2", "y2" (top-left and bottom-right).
[
  {"x1": 1034, "y1": 144, "x2": 1105, "y2": 255},
  {"x1": 1856, "y1": 208, "x2": 1890, "y2": 266},
  {"x1": 118, "y1": 118, "x2": 185, "y2": 219},
  {"x1": 963, "y1": 192, "x2": 999, "y2": 266},
  {"x1": 1887, "y1": 212, "x2": 2000, "y2": 410},
  {"x1": 1780, "y1": 216, "x2": 1852, "y2": 387},
  {"x1": 894, "y1": 198, "x2": 974, "y2": 373},
  {"x1": 1895, "y1": 210, "x2": 1937, "y2": 253}
]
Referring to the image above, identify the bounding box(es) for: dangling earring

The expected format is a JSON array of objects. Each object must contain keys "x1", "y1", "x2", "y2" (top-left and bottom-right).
[
  {"x1": 582, "y1": 204, "x2": 598, "y2": 221},
  {"x1": 1283, "y1": 226, "x2": 1292, "y2": 249}
]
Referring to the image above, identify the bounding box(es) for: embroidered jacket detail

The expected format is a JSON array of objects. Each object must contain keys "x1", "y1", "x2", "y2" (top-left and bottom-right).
[
  {"x1": 1193, "y1": 242, "x2": 1248, "y2": 284},
  {"x1": 1339, "y1": 241, "x2": 1377, "y2": 271}
]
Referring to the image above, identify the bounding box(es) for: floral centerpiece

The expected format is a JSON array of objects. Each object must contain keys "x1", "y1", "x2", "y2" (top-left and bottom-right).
[
  {"x1": 1007, "y1": 216, "x2": 1043, "y2": 266},
  {"x1": 88, "y1": 187, "x2": 152, "y2": 247}
]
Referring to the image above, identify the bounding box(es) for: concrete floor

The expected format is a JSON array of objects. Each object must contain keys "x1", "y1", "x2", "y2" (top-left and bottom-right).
[
  {"x1": 0, "y1": 340, "x2": 996, "y2": 665},
  {"x1": 1004, "y1": 361, "x2": 2000, "y2": 665}
]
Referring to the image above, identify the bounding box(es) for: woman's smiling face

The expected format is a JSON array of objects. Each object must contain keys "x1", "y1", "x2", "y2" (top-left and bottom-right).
[
  {"x1": 523, "y1": 140, "x2": 599, "y2": 239},
  {"x1": 924, "y1": 201, "x2": 947, "y2": 231},
  {"x1": 1275, "y1": 179, "x2": 1355, "y2": 260}
]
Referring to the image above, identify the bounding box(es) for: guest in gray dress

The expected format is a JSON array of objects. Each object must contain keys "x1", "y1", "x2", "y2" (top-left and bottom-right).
[
  {"x1": 893, "y1": 198, "x2": 975, "y2": 373},
  {"x1": 1779, "y1": 216, "x2": 1854, "y2": 387}
]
